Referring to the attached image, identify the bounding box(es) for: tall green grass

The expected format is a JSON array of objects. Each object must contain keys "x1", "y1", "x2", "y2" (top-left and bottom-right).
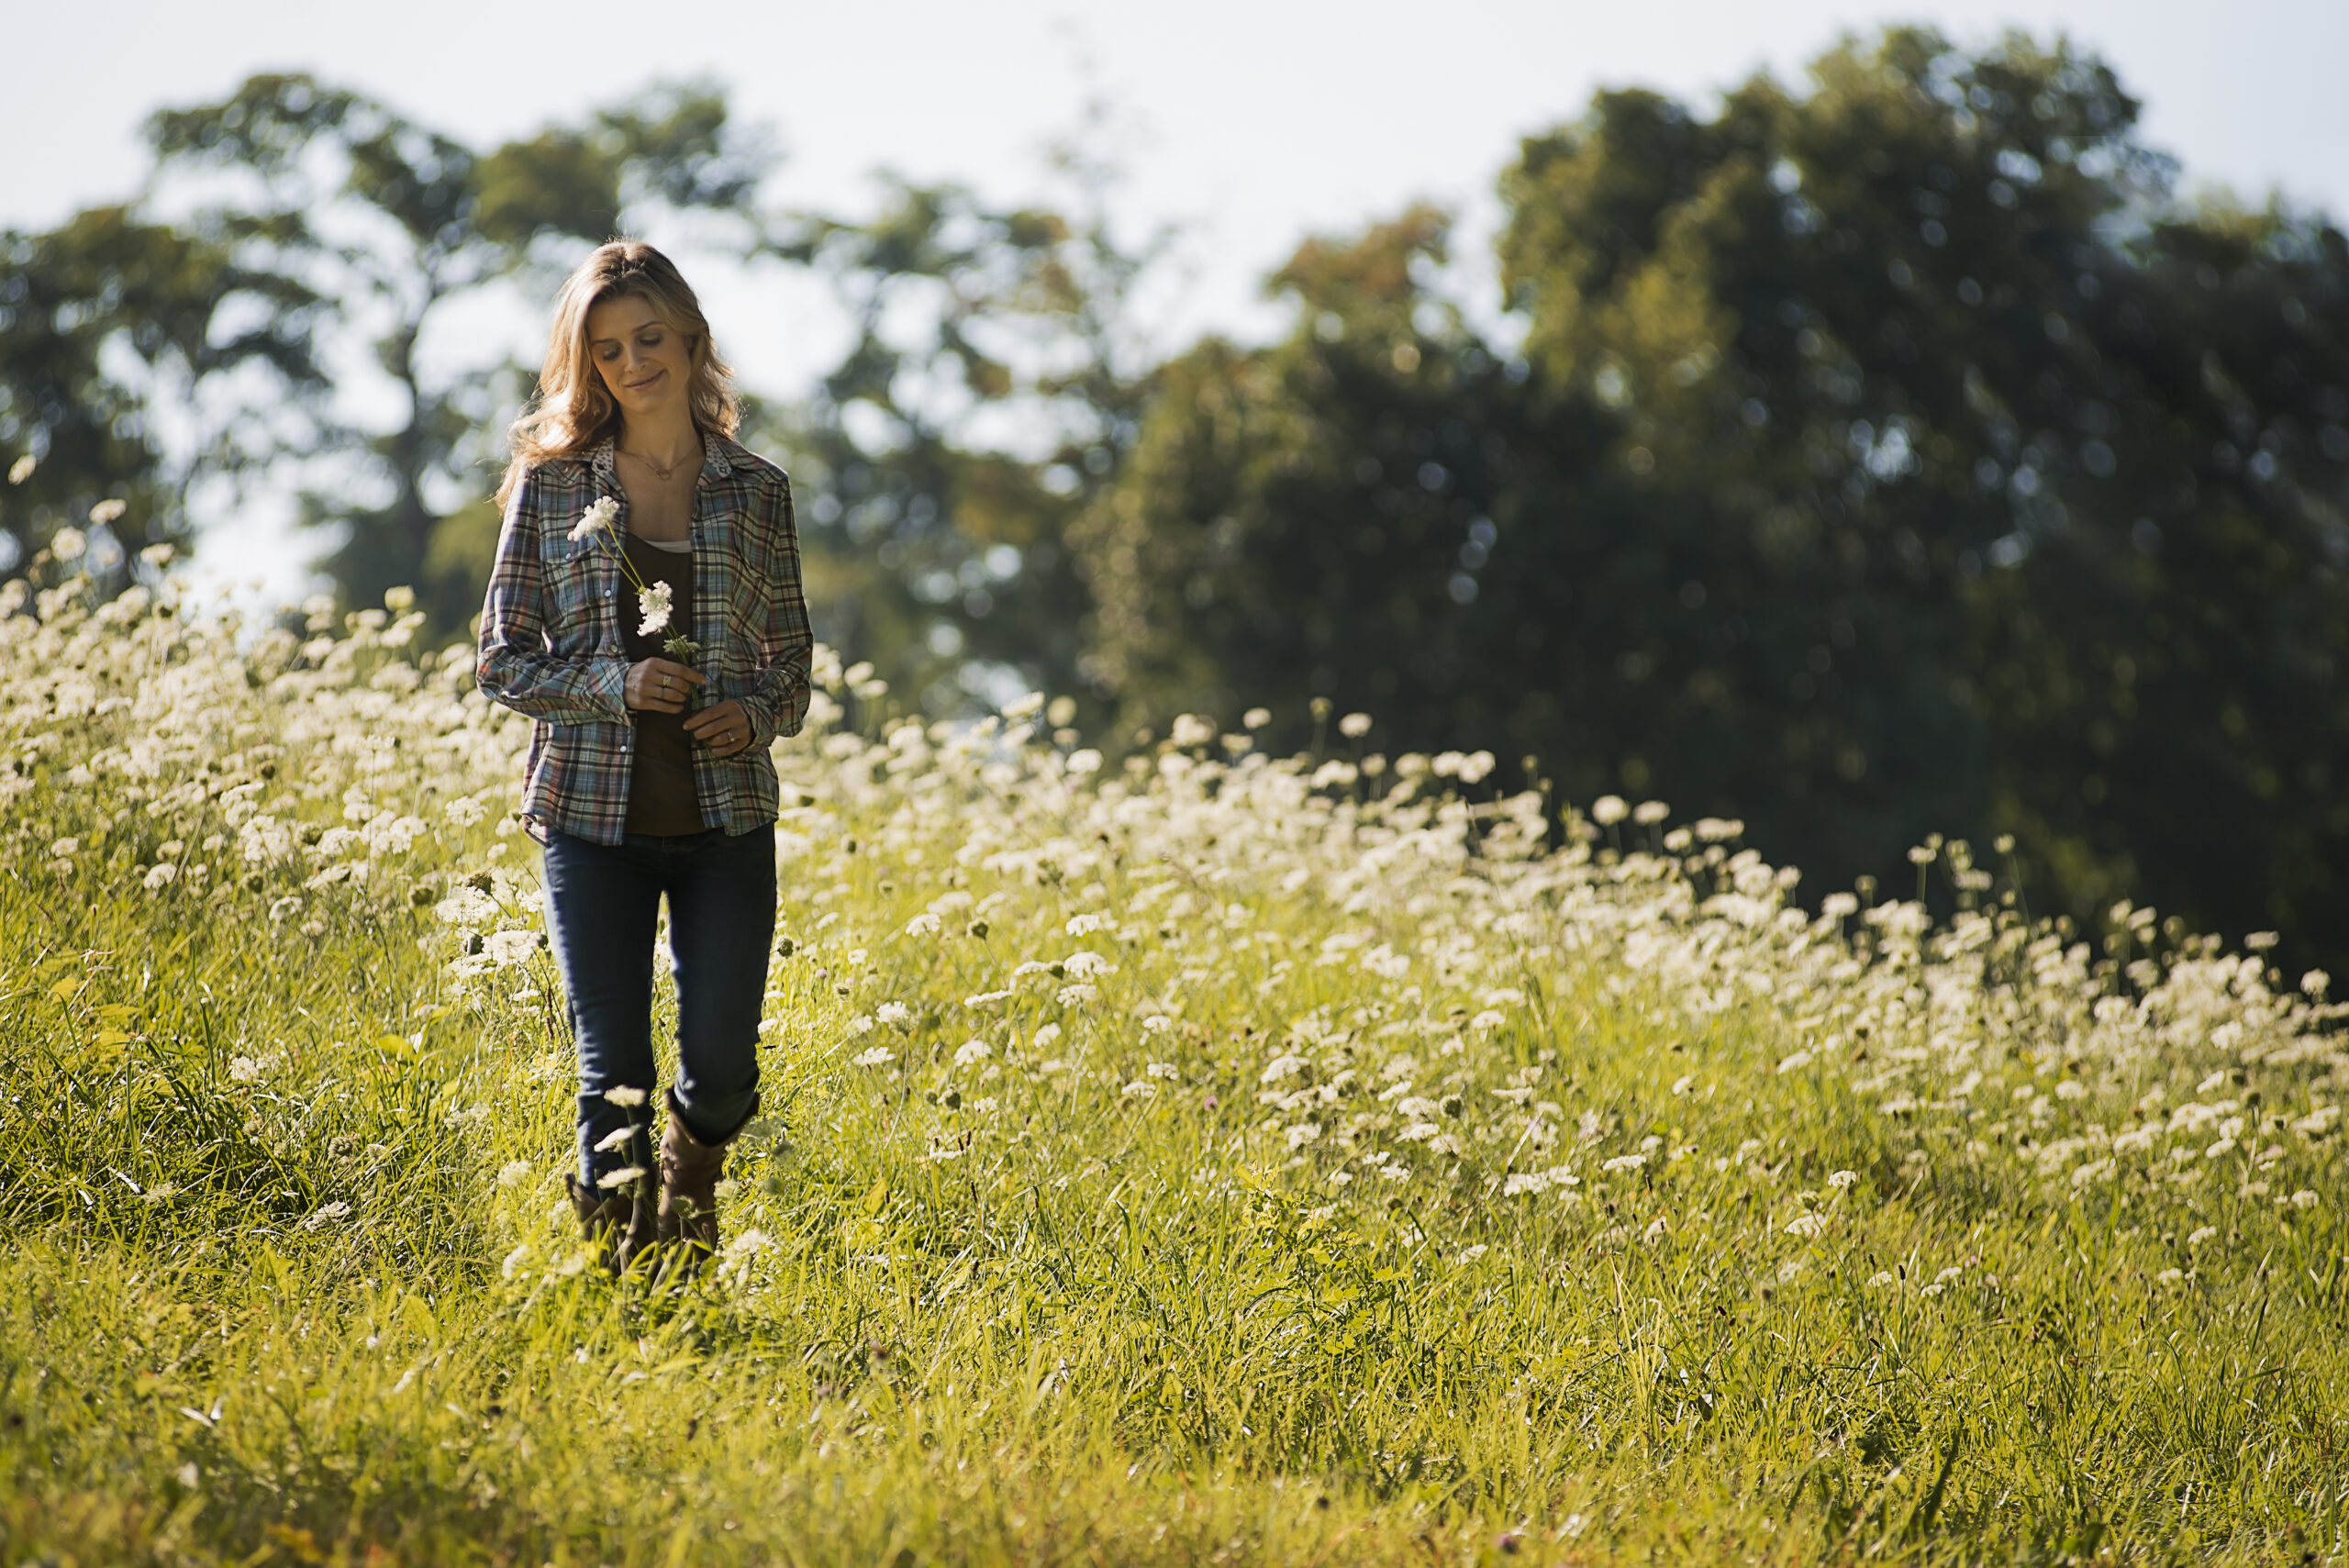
[{"x1": 1, "y1": 575, "x2": 2343, "y2": 1564}]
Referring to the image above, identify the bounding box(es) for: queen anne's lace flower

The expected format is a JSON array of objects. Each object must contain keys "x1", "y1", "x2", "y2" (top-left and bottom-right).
[
  {"x1": 569, "y1": 495, "x2": 619, "y2": 542},
  {"x1": 637, "y1": 581, "x2": 674, "y2": 636}
]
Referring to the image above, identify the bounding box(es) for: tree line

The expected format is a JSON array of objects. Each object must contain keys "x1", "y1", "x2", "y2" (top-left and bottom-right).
[{"x1": 4, "y1": 28, "x2": 2344, "y2": 976}]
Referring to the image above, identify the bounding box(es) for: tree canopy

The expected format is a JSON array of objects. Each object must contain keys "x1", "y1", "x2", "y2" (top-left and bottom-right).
[{"x1": 1073, "y1": 28, "x2": 2349, "y2": 967}]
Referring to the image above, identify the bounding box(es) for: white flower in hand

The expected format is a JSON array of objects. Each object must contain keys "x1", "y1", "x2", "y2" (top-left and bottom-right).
[
  {"x1": 637, "y1": 580, "x2": 674, "y2": 636},
  {"x1": 569, "y1": 495, "x2": 620, "y2": 543}
]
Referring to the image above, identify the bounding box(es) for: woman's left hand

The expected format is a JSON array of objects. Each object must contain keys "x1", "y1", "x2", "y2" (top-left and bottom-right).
[{"x1": 684, "y1": 698, "x2": 758, "y2": 759}]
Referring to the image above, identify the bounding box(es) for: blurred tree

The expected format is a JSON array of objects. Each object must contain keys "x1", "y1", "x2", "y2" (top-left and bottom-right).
[
  {"x1": 1081, "y1": 28, "x2": 2349, "y2": 967},
  {"x1": 0, "y1": 204, "x2": 324, "y2": 577},
  {"x1": 756, "y1": 119, "x2": 1166, "y2": 716},
  {"x1": 1073, "y1": 206, "x2": 1534, "y2": 731},
  {"x1": 144, "y1": 72, "x2": 774, "y2": 627}
]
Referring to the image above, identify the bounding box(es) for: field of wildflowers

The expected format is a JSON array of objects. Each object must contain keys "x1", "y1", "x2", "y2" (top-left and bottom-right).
[{"x1": 2, "y1": 570, "x2": 2344, "y2": 1565}]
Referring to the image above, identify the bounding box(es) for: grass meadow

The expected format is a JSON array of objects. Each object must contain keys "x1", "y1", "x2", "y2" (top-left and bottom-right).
[{"x1": 2, "y1": 572, "x2": 2345, "y2": 1565}]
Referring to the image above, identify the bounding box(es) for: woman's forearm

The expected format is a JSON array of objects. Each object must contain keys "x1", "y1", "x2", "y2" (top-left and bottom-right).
[{"x1": 477, "y1": 645, "x2": 634, "y2": 724}]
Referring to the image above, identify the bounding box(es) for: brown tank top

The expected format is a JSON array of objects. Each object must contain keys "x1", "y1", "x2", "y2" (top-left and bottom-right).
[{"x1": 621, "y1": 535, "x2": 707, "y2": 837}]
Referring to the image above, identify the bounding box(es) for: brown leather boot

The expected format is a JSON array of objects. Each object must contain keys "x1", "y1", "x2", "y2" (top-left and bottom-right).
[
  {"x1": 566, "y1": 1167, "x2": 656, "y2": 1273},
  {"x1": 655, "y1": 1090, "x2": 756, "y2": 1274}
]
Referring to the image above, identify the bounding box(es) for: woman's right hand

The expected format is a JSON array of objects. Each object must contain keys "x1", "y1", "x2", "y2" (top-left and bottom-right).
[{"x1": 624, "y1": 657, "x2": 706, "y2": 714}]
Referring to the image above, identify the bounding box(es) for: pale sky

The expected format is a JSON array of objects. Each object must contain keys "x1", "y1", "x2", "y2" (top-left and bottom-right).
[{"x1": 12, "y1": 0, "x2": 2341, "y2": 601}]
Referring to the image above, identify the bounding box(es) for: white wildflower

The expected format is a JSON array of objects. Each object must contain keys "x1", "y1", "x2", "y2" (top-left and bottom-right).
[
  {"x1": 1338, "y1": 711, "x2": 1373, "y2": 739},
  {"x1": 570, "y1": 495, "x2": 619, "y2": 543},
  {"x1": 601, "y1": 1085, "x2": 649, "y2": 1108},
  {"x1": 636, "y1": 581, "x2": 674, "y2": 636},
  {"x1": 1784, "y1": 1213, "x2": 1827, "y2": 1238},
  {"x1": 50, "y1": 527, "x2": 88, "y2": 562},
  {"x1": 852, "y1": 1046, "x2": 896, "y2": 1069},
  {"x1": 1827, "y1": 1170, "x2": 1857, "y2": 1190},
  {"x1": 953, "y1": 1039, "x2": 992, "y2": 1067},
  {"x1": 484, "y1": 929, "x2": 540, "y2": 968}
]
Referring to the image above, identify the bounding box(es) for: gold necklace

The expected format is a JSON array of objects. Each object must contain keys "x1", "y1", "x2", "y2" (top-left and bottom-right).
[{"x1": 621, "y1": 447, "x2": 686, "y2": 481}]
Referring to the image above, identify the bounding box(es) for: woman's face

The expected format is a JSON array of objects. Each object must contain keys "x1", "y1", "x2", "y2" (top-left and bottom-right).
[{"x1": 584, "y1": 294, "x2": 693, "y2": 425}]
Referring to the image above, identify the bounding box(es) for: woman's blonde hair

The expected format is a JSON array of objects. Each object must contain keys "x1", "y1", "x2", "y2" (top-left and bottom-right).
[{"x1": 496, "y1": 239, "x2": 740, "y2": 511}]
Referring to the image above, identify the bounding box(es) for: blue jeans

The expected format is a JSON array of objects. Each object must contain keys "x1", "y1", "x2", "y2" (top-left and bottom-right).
[{"x1": 541, "y1": 826, "x2": 774, "y2": 1190}]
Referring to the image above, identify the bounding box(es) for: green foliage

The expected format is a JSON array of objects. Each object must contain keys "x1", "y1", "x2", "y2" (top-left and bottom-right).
[
  {"x1": 140, "y1": 72, "x2": 775, "y2": 628},
  {"x1": 0, "y1": 204, "x2": 325, "y2": 573},
  {"x1": 2, "y1": 569, "x2": 2346, "y2": 1563},
  {"x1": 754, "y1": 134, "x2": 1166, "y2": 717},
  {"x1": 1080, "y1": 28, "x2": 2349, "y2": 974}
]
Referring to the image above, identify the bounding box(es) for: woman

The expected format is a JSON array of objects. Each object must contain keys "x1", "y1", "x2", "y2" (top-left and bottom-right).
[{"x1": 477, "y1": 240, "x2": 810, "y2": 1274}]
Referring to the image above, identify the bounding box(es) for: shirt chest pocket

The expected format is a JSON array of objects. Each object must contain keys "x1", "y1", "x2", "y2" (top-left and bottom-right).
[
  {"x1": 540, "y1": 540, "x2": 617, "y2": 652},
  {"x1": 696, "y1": 511, "x2": 770, "y2": 643}
]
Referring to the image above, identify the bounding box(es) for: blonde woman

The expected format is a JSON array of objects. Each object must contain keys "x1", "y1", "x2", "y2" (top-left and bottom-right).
[{"x1": 477, "y1": 240, "x2": 810, "y2": 1273}]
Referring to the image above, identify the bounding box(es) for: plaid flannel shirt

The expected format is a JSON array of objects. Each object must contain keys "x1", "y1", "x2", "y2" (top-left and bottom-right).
[{"x1": 476, "y1": 433, "x2": 813, "y2": 845}]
